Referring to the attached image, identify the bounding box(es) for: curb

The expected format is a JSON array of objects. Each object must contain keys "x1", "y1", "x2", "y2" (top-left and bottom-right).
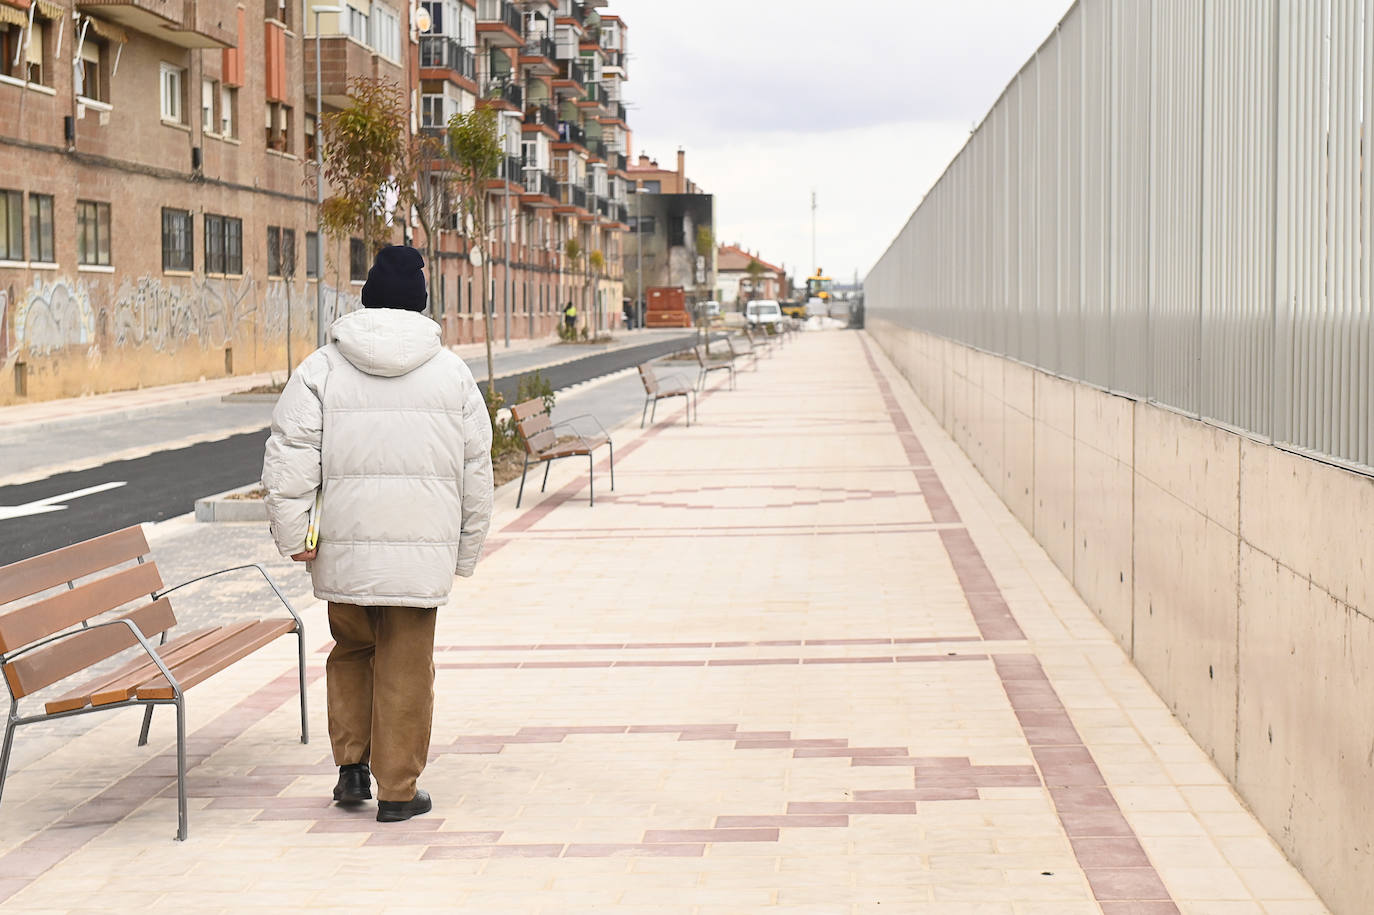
[
  {"x1": 195, "y1": 481, "x2": 268, "y2": 522},
  {"x1": 221, "y1": 393, "x2": 281, "y2": 403}
]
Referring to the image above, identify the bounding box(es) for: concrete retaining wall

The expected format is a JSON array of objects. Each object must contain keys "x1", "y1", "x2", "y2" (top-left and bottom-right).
[{"x1": 868, "y1": 319, "x2": 1374, "y2": 915}]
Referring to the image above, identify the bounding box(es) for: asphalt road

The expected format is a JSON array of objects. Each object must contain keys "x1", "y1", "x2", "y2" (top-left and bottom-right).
[{"x1": 0, "y1": 333, "x2": 703, "y2": 564}]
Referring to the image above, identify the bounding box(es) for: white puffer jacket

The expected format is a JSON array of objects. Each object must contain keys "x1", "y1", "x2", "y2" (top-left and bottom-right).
[{"x1": 262, "y1": 308, "x2": 494, "y2": 608}]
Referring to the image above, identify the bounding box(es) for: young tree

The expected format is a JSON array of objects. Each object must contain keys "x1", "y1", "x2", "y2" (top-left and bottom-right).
[
  {"x1": 694, "y1": 225, "x2": 714, "y2": 343},
  {"x1": 447, "y1": 106, "x2": 504, "y2": 387},
  {"x1": 564, "y1": 237, "x2": 584, "y2": 335},
  {"x1": 588, "y1": 249, "x2": 605, "y2": 333},
  {"x1": 744, "y1": 258, "x2": 766, "y2": 302}
]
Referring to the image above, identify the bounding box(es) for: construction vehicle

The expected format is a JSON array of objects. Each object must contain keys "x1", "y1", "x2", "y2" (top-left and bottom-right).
[{"x1": 804, "y1": 268, "x2": 834, "y2": 313}]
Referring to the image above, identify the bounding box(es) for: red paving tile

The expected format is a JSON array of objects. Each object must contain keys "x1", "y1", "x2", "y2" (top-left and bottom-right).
[{"x1": 642, "y1": 828, "x2": 780, "y2": 843}]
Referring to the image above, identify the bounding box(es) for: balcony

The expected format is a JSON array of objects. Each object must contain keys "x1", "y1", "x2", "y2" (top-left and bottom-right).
[
  {"x1": 555, "y1": 59, "x2": 588, "y2": 90},
  {"x1": 558, "y1": 183, "x2": 588, "y2": 211},
  {"x1": 78, "y1": 0, "x2": 233, "y2": 47},
  {"x1": 611, "y1": 151, "x2": 627, "y2": 171},
  {"x1": 604, "y1": 100, "x2": 626, "y2": 123},
  {"x1": 614, "y1": 202, "x2": 629, "y2": 224},
  {"x1": 476, "y1": 0, "x2": 523, "y2": 47},
  {"x1": 587, "y1": 138, "x2": 607, "y2": 161},
  {"x1": 556, "y1": 120, "x2": 586, "y2": 147},
  {"x1": 521, "y1": 169, "x2": 559, "y2": 205},
  {"x1": 601, "y1": 48, "x2": 624, "y2": 71},
  {"x1": 480, "y1": 77, "x2": 522, "y2": 111},
  {"x1": 307, "y1": 35, "x2": 404, "y2": 108},
  {"x1": 524, "y1": 103, "x2": 559, "y2": 133},
  {"x1": 420, "y1": 35, "x2": 476, "y2": 86},
  {"x1": 519, "y1": 34, "x2": 558, "y2": 73}
]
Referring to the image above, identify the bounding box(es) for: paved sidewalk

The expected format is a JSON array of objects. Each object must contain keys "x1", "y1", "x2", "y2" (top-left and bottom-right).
[{"x1": 0, "y1": 332, "x2": 1328, "y2": 913}]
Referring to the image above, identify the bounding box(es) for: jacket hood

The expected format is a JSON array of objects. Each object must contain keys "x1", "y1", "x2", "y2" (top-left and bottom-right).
[{"x1": 330, "y1": 308, "x2": 442, "y2": 378}]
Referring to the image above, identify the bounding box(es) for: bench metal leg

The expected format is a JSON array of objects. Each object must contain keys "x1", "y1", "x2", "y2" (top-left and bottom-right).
[
  {"x1": 541, "y1": 460, "x2": 552, "y2": 493},
  {"x1": 608, "y1": 441, "x2": 615, "y2": 491},
  {"x1": 516, "y1": 454, "x2": 531, "y2": 508},
  {"x1": 650, "y1": 398, "x2": 658, "y2": 425},
  {"x1": 588, "y1": 454, "x2": 595, "y2": 507},
  {"x1": 174, "y1": 696, "x2": 188, "y2": 841},
  {"x1": 0, "y1": 699, "x2": 17, "y2": 807},
  {"x1": 137, "y1": 705, "x2": 154, "y2": 747},
  {"x1": 641, "y1": 397, "x2": 650, "y2": 428},
  {"x1": 295, "y1": 624, "x2": 310, "y2": 745}
]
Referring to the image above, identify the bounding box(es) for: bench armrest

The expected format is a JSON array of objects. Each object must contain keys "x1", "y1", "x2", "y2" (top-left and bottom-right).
[
  {"x1": 552, "y1": 413, "x2": 612, "y2": 443},
  {"x1": 154, "y1": 564, "x2": 304, "y2": 635},
  {"x1": 3, "y1": 617, "x2": 185, "y2": 699}
]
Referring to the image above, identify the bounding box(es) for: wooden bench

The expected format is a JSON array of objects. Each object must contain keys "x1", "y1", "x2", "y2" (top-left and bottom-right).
[
  {"x1": 727, "y1": 332, "x2": 760, "y2": 369},
  {"x1": 744, "y1": 326, "x2": 777, "y2": 357},
  {"x1": 693, "y1": 343, "x2": 736, "y2": 391},
  {"x1": 0, "y1": 526, "x2": 307, "y2": 841},
  {"x1": 511, "y1": 399, "x2": 615, "y2": 508},
  {"x1": 637, "y1": 363, "x2": 697, "y2": 428}
]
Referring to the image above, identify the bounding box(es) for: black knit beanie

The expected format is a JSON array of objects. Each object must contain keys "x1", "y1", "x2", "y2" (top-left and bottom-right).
[{"x1": 361, "y1": 245, "x2": 427, "y2": 312}]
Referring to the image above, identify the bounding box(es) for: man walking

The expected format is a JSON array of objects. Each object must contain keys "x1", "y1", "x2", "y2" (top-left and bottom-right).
[
  {"x1": 563, "y1": 300, "x2": 577, "y2": 333},
  {"x1": 262, "y1": 245, "x2": 493, "y2": 823}
]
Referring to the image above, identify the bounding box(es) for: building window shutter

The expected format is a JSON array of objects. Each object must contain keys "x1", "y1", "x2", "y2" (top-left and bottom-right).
[
  {"x1": 264, "y1": 20, "x2": 285, "y2": 102},
  {"x1": 222, "y1": 6, "x2": 245, "y2": 87}
]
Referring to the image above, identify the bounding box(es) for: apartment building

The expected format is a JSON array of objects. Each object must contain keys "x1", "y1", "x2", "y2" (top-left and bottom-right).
[
  {"x1": 421, "y1": 0, "x2": 635, "y2": 344},
  {"x1": 0, "y1": 0, "x2": 635, "y2": 403}
]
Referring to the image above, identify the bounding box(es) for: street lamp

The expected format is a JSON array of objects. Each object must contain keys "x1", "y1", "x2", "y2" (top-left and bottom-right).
[
  {"x1": 311, "y1": 4, "x2": 342, "y2": 349},
  {"x1": 635, "y1": 184, "x2": 648, "y2": 329}
]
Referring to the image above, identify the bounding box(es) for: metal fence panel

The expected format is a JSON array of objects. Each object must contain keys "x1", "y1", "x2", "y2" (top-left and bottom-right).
[{"x1": 864, "y1": 0, "x2": 1374, "y2": 475}]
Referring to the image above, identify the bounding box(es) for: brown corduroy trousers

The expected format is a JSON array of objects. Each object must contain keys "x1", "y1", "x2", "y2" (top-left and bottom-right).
[{"x1": 326, "y1": 602, "x2": 438, "y2": 802}]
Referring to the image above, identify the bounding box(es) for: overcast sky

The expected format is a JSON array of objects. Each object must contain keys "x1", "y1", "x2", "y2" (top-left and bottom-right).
[{"x1": 611, "y1": 0, "x2": 1075, "y2": 286}]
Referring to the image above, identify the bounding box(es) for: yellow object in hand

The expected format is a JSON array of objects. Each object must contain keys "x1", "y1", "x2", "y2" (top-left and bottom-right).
[{"x1": 306, "y1": 491, "x2": 321, "y2": 551}]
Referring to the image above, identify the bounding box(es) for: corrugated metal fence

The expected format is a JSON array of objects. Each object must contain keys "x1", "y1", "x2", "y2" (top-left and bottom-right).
[{"x1": 865, "y1": 0, "x2": 1374, "y2": 473}]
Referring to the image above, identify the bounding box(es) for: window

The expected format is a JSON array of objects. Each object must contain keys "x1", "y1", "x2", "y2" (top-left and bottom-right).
[
  {"x1": 264, "y1": 0, "x2": 291, "y2": 28},
  {"x1": 204, "y1": 214, "x2": 242, "y2": 274},
  {"x1": 0, "y1": 190, "x2": 21, "y2": 261},
  {"x1": 220, "y1": 86, "x2": 238, "y2": 137},
  {"x1": 306, "y1": 231, "x2": 320, "y2": 278},
  {"x1": 78, "y1": 37, "x2": 106, "y2": 102},
  {"x1": 160, "y1": 63, "x2": 185, "y2": 123},
  {"x1": 267, "y1": 225, "x2": 296, "y2": 277},
  {"x1": 346, "y1": 6, "x2": 369, "y2": 43},
  {"x1": 266, "y1": 101, "x2": 292, "y2": 152},
  {"x1": 201, "y1": 79, "x2": 216, "y2": 133},
  {"x1": 304, "y1": 114, "x2": 317, "y2": 159},
  {"x1": 641, "y1": 180, "x2": 660, "y2": 194},
  {"x1": 370, "y1": 3, "x2": 400, "y2": 60},
  {"x1": 630, "y1": 215, "x2": 654, "y2": 235},
  {"x1": 77, "y1": 200, "x2": 111, "y2": 266},
  {"x1": 28, "y1": 193, "x2": 53, "y2": 263},
  {"x1": 1, "y1": 21, "x2": 45, "y2": 84},
  {"x1": 349, "y1": 238, "x2": 367, "y2": 282},
  {"x1": 421, "y1": 95, "x2": 445, "y2": 128},
  {"x1": 161, "y1": 208, "x2": 193, "y2": 271}
]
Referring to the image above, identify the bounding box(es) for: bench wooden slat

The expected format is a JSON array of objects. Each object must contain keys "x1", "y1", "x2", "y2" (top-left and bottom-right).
[
  {"x1": 135, "y1": 619, "x2": 298, "y2": 700},
  {"x1": 510, "y1": 399, "x2": 546, "y2": 421},
  {"x1": 526, "y1": 429, "x2": 557, "y2": 455},
  {"x1": 0, "y1": 561, "x2": 164, "y2": 654},
  {"x1": 90, "y1": 619, "x2": 263, "y2": 707},
  {"x1": 519, "y1": 411, "x2": 551, "y2": 437},
  {"x1": 43, "y1": 623, "x2": 220, "y2": 714},
  {"x1": 0, "y1": 526, "x2": 149, "y2": 607},
  {"x1": 4, "y1": 598, "x2": 177, "y2": 700},
  {"x1": 638, "y1": 365, "x2": 659, "y2": 393}
]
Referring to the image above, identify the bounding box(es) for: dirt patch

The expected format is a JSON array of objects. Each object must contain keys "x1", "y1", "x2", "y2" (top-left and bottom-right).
[
  {"x1": 240, "y1": 382, "x2": 286, "y2": 395},
  {"x1": 557, "y1": 335, "x2": 616, "y2": 345},
  {"x1": 493, "y1": 450, "x2": 527, "y2": 488},
  {"x1": 225, "y1": 487, "x2": 267, "y2": 500}
]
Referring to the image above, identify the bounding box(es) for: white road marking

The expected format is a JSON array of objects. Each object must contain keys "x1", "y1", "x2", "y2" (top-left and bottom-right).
[{"x1": 0, "y1": 481, "x2": 128, "y2": 521}]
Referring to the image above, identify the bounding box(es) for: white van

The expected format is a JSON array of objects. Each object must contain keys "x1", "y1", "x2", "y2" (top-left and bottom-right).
[{"x1": 745, "y1": 300, "x2": 783, "y2": 327}]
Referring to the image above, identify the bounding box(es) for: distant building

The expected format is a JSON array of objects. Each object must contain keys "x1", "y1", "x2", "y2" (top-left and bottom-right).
[
  {"x1": 622, "y1": 148, "x2": 713, "y2": 309},
  {"x1": 717, "y1": 245, "x2": 784, "y2": 306}
]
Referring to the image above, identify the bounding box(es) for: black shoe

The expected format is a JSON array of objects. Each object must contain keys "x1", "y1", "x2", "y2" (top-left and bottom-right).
[
  {"x1": 333, "y1": 763, "x2": 372, "y2": 804},
  {"x1": 376, "y1": 789, "x2": 432, "y2": 823}
]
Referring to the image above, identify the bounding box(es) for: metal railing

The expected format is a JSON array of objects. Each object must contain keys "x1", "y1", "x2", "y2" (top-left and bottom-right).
[
  {"x1": 557, "y1": 59, "x2": 587, "y2": 87},
  {"x1": 483, "y1": 77, "x2": 522, "y2": 108},
  {"x1": 601, "y1": 49, "x2": 623, "y2": 69},
  {"x1": 557, "y1": 120, "x2": 585, "y2": 147},
  {"x1": 612, "y1": 151, "x2": 627, "y2": 171},
  {"x1": 524, "y1": 103, "x2": 558, "y2": 129},
  {"x1": 607, "y1": 100, "x2": 626, "y2": 122},
  {"x1": 523, "y1": 168, "x2": 558, "y2": 198},
  {"x1": 501, "y1": 155, "x2": 524, "y2": 183},
  {"x1": 419, "y1": 36, "x2": 475, "y2": 80},
  {"x1": 561, "y1": 183, "x2": 587, "y2": 209},
  {"x1": 522, "y1": 34, "x2": 556, "y2": 61},
  {"x1": 587, "y1": 138, "x2": 607, "y2": 160},
  {"x1": 477, "y1": 0, "x2": 522, "y2": 34}
]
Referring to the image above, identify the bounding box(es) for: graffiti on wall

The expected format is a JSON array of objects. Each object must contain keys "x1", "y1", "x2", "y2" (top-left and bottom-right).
[
  {"x1": 107, "y1": 274, "x2": 257, "y2": 352},
  {"x1": 0, "y1": 284, "x2": 10, "y2": 367},
  {"x1": 12, "y1": 278, "x2": 96, "y2": 355}
]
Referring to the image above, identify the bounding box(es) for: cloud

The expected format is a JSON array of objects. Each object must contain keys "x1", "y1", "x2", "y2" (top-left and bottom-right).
[{"x1": 608, "y1": 0, "x2": 1075, "y2": 282}]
